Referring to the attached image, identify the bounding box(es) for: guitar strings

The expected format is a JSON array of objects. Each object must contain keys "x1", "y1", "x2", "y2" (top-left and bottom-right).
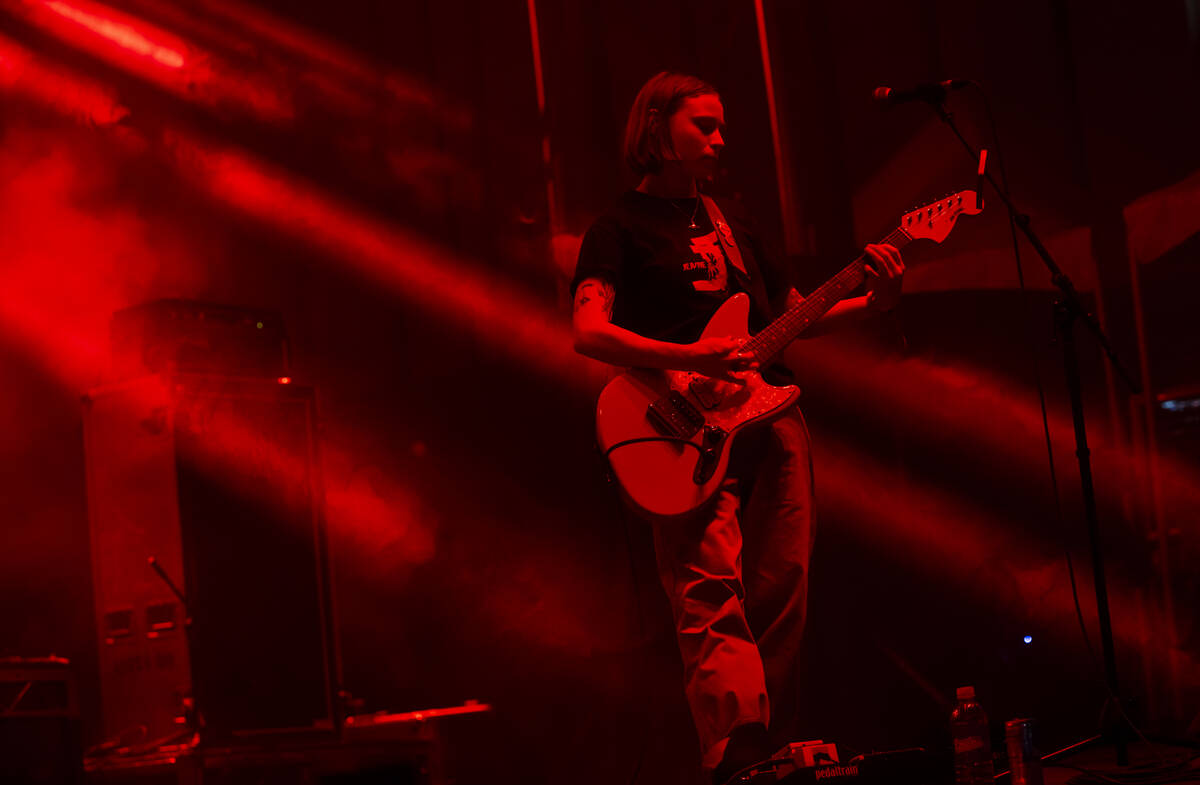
[{"x1": 745, "y1": 228, "x2": 910, "y2": 361}]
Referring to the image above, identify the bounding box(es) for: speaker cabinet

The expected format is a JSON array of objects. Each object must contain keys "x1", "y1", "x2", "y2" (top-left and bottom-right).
[
  {"x1": 83, "y1": 375, "x2": 339, "y2": 745},
  {"x1": 0, "y1": 657, "x2": 82, "y2": 785},
  {"x1": 110, "y1": 300, "x2": 290, "y2": 380}
]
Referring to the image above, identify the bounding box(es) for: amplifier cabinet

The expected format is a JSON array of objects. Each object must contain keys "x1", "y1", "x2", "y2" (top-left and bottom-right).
[
  {"x1": 82, "y1": 375, "x2": 339, "y2": 745},
  {"x1": 0, "y1": 656, "x2": 82, "y2": 785},
  {"x1": 110, "y1": 300, "x2": 290, "y2": 380}
]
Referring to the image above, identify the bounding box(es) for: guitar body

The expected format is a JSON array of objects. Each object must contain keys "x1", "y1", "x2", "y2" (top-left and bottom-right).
[
  {"x1": 593, "y1": 190, "x2": 983, "y2": 519},
  {"x1": 596, "y1": 294, "x2": 800, "y2": 519}
]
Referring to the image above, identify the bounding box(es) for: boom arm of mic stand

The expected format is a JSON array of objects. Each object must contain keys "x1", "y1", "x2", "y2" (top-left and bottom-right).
[
  {"x1": 931, "y1": 103, "x2": 1141, "y2": 394},
  {"x1": 148, "y1": 556, "x2": 190, "y2": 611}
]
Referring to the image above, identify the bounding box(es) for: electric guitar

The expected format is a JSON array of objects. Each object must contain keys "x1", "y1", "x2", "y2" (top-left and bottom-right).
[{"x1": 596, "y1": 190, "x2": 983, "y2": 519}]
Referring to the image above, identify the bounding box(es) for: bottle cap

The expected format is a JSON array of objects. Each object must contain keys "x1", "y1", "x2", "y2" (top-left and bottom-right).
[{"x1": 956, "y1": 686, "x2": 976, "y2": 701}]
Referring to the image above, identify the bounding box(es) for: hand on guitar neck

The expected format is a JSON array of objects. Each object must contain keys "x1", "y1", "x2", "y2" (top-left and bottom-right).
[{"x1": 863, "y1": 241, "x2": 906, "y2": 312}]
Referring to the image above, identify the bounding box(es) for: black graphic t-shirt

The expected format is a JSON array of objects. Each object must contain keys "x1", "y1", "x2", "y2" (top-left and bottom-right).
[{"x1": 571, "y1": 190, "x2": 791, "y2": 344}]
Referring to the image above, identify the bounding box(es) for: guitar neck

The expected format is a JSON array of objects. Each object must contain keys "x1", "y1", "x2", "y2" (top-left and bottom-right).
[{"x1": 746, "y1": 226, "x2": 912, "y2": 364}]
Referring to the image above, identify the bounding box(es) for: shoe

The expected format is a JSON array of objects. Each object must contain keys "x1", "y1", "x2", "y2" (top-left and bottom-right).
[{"x1": 712, "y1": 723, "x2": 772, "y2": 785}]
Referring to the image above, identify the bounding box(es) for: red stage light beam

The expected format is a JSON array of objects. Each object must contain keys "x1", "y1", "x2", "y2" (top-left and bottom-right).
[
  {"x1": 0, "y1": 35, "x2": 591, "y2": 392},
  {"x1": 0, "y1": 32, "x2": 129, "y2": 125},
  {"x1": 10, "y1": 0, "x2": 295, "y2": 122},
  {"x1": 162, "y1": 131, "x2": 600, "y2": 391},
  {"x1": 818, "y1": 435, "x2": 1163, "y2": 665},
  {"x1": 797, "y1": 335, "x2": 1200, "y2": 530},
  {"x1": 184, "y1": 0, "x2": 470, "y2": 129},
  {"x1": 41, "y1": 0, "x2": 183, "y2": 68}
]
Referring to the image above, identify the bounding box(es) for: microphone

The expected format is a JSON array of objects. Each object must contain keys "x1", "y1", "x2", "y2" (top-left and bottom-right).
[{"x1": 873, "y1": 79, "x2": 971, "y2": 106}]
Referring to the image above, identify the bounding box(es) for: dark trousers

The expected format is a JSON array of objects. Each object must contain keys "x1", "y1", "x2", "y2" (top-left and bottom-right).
[{"x1": 649, "y1": 409, "x2": 816, "y2": 769}]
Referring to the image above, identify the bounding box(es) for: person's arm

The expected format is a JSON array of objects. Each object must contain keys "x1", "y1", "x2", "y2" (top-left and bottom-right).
[{"x1": 572, "y1": 278, "x2": 758, "y2": 382}]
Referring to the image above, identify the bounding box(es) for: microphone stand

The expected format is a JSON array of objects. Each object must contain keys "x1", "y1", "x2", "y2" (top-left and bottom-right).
[
  {"x1": 148, "y1": 556, "x2": 204, "y2": 749},
  {"x1": 925, "y1": 97, "x2": 1139, "y2": 767}
]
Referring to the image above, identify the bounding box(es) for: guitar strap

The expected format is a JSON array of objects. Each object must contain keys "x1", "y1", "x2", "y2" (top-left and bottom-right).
[
  {"x1": 700, "y1": 195, "x2": 773, "y2": 324},
  {"x1": 699, "y1": 195, "x2": 747, "y2": 275}
]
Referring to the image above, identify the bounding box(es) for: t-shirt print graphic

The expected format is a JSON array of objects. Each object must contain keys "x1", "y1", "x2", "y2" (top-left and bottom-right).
[{"x1": 683, "y1": 231, "x2": 728, "y2": 292}]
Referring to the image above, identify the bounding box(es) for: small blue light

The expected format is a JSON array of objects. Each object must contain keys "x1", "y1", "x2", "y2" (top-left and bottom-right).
[{"x1": 1023, "y1": 635, "x2": 1033, "y2": 645}]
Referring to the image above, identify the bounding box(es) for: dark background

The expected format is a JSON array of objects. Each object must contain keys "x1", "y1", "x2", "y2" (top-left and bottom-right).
[{"x1": 1, "y1": 0, "x2": 1198, "y2": 782}]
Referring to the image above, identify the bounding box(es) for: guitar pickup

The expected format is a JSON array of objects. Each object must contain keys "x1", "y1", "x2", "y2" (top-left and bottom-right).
[{"x1": 647, "y1": 391, "x2": 704, "y2": 439}]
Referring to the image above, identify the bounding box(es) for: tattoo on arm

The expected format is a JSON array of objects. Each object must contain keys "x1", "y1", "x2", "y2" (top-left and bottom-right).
[{"x1": 574, "y1": 279, "x2": 615, "y2": 320}]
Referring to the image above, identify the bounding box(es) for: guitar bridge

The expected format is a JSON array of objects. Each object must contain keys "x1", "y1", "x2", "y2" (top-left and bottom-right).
[
  {"x1": 646, "y1": 391, "x2": 704, "y2": 439},
  {"x1": 688, "y1": 378, "x2": 719, "y2": 410}
]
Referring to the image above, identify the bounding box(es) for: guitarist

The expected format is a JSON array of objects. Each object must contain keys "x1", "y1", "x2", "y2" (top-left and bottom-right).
[{"x1": 571, "y1": 71, "x2": 905, "y2": 783}]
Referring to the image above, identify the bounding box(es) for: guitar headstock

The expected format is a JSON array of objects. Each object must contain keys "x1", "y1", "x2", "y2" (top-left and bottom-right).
[{"x1": 899, "y1": 190, "x2": 982, "y2": 243}]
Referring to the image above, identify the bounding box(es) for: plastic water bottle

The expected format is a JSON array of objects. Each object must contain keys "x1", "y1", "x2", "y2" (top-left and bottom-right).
[{"x1": 951, "y1": 686, "x2": 995, "y2": 785}]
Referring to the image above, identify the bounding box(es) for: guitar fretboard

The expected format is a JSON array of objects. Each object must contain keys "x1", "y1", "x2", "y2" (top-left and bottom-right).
[{"x1": 745, "y1": 227, "x2": 912, "y2": 363}]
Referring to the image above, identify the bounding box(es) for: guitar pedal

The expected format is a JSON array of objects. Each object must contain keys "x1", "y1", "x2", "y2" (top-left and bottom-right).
[{"x1": 772, "y1": 740, "x2": 839, "y2": 768}]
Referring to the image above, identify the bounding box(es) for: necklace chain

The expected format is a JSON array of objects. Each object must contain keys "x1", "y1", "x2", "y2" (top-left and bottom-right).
[{"x1": 667, "y1": 196, "x2": 700, "y2": 229}]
